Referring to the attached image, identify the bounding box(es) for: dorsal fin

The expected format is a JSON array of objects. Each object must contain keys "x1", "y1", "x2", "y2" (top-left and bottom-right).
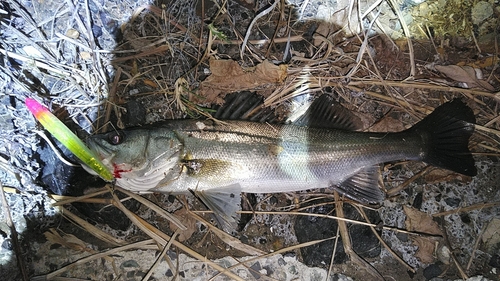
[
  {"x1": 213, "y1": 92, "x2": 277, "y2": 123},
  {"x1": 293, "y1": 95, "x2": 363, "y2": 131},
  {"x1": 214, "y1": 93, "x2": 363, "y2": 130}
]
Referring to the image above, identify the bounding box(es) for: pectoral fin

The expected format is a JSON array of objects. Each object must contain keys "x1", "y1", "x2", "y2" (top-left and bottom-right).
[
  {"x1": 194, "y1": 184, "x2": 241, "y2": 233},
  {"x1": 335, "y1": 166, "x2": 385, "y2": 204}
]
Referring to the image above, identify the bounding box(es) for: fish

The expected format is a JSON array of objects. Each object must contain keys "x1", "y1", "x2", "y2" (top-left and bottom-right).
[{"x1": 85, "y1": 95, "x2": 476, "y2": 231}]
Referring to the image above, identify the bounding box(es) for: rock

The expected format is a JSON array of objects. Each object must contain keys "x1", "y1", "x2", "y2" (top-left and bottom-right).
[
  {"x1": 294, "y1": 203, "x2": 381, "y2": 267},
  {"x1": 471, "y1": 1, "x2": 493, "y2": 25},
  {"x1": 38, "y1": 142, "x2": 77, "y2": 195},
  {"x1": 478, "y1": 32, "x2": 499, "y2": 53},
  {"x1": 125, "y1": 100, "x2": 147, "y2": 126},
  {"x1": 489, "y1": 254, "x2": 500, "y2": 268},
  {"x1": 250, "y1": 262, "x2": 262, "y2": 279},
  {"x1": 67, "y1": 168, "x2": 141, "y2": 231},
  {"x1": 444, "y1": 197, "x2": 461, "y2": 207},
  {"x1": 423, "y1": 263, "x2": 442, "y2": 280}
]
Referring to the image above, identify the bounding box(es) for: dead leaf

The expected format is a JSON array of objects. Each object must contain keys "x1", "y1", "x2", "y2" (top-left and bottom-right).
[
  {"x1": 394, "y1": 39, "x2": 409, "y2": 51},
  {"x1": 368, "y1": 116, "x2": 405, "y2": 132},
  {"x1": 403, "y1": 205, "x2": 443, "y2": 236},
  {"x1": 474, "y1": 56, "x2": 499, "y2": 68},
  {"x1": 434, "y1": 65, "x2": 495, "y2": 92},
  {"x1": 142, "y1": 78, "x2": 158, "y2": 88},
  {"x1": 170, "y1": 208, "x2": 197, "y2": 242},
  {"x1": 459, "y1": 56, "x2": 499, "y2": 68},
  {"x1": 131, "y1": 60, "x2": 139, "y2": 77},
  {"x1": 44, "y1": 228, "x2": 92, "y2": 253},
  {"x1": 413, "y1": 236, "x2": 437, "y2": 264},
  {"x1": 313, "y1": 22, "x2": 332, "y2": 46},
  {"x1": 424, "y1": 168, "x2": 471, "y2": 184},
  {"x1": 198, "y1": 59, "x2": 287, "y2": 104}
]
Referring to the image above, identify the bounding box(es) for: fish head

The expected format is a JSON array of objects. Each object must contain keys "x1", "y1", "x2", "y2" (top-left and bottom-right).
[{"x1": 86, "y1": 128, "x2": 183, "y2": 189}]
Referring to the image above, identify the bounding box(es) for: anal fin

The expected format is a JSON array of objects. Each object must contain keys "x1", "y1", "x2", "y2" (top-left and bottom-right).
[
  {"x1": 335, "y1": 166, "x2": 385, "y2": 205},
  {"x1": 194, "y1": 184, "x2": 241, "y2": 233}
]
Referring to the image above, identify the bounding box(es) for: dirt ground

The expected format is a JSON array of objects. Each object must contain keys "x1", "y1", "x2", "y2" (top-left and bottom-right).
[{"x1": 0, "y1": 0, "x2": 499, "y2": 280}]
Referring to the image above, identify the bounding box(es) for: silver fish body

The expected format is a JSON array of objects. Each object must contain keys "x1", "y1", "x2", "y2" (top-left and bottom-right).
[
  {"x1": 94, "y1": 120, "x2": 420, "y2": 189},
  {"x1": 86, "y1": 98, "x2": 476, "y2": 229}
]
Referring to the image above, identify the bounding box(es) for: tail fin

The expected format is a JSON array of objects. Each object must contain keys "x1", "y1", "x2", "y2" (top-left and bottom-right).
[{"x1": 410, "y1": 99, "x2": 477, "y2": 176}]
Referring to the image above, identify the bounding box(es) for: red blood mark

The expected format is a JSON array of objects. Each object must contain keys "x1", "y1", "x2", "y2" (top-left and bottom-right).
[{"x1": 113, "y1": 163, "x2": 131, "y2": 179}]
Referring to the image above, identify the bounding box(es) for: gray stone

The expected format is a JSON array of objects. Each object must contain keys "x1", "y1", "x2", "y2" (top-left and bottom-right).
[{"x1": 471, "y1": 1, "x2": 494, "y2": 25}]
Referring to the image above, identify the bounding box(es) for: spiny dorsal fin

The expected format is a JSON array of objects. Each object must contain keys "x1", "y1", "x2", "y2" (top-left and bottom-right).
[
  {"x1": 293, "y1": 95, "x2": 363, "y2": 131},
  {"x1": 213, "y1": 92, "x2": 277, "y2": 123},
  {"x1": 335, "y1": 166, "x2": 385, "y2": 204}
]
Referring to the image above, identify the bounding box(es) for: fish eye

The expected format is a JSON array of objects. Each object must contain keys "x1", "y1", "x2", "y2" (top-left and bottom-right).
[{"x1": 107, "y1": 131, "x2": 125, "y2": 145}]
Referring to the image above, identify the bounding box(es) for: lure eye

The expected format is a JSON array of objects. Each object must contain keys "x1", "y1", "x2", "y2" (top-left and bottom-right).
[{"x1": 107, "y1": 131, "x2": 124, "y2": 145}]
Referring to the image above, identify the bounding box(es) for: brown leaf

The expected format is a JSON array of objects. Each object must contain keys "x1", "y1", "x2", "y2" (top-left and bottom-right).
[
  {"x1": 424, "y1": 168, "x2": 471, "y2": 184},
  {"x1": 368, "y1": 116, "x2": 405, "y2": 132},
  {"x1": 44, "y1": 228, "x2": 92, "y2": 253},
  {"x1": 474, "y1": 56, "x2": 499, "y2": 68},
  {"x1": 170, "y1": 208, "x2": 197, "y2": 242},
  {"x1": 460, "y1": 55, "x2": 499, "y2": 68},
  {"x1": 403, "y1": 205, "x2": 443, "y2": 236},
  {"x1": 412, "y1": 236, "x2": 437, "y2": 264},
  {"x1": 435, "y1": 65, "x2": 495, "y2": 92},
  {"x1": 313, "y1": 22, "x2": 332, "y2": 46},
  {"x1": 198, "y1": 59, "x2": 288, "y2": 104}
]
